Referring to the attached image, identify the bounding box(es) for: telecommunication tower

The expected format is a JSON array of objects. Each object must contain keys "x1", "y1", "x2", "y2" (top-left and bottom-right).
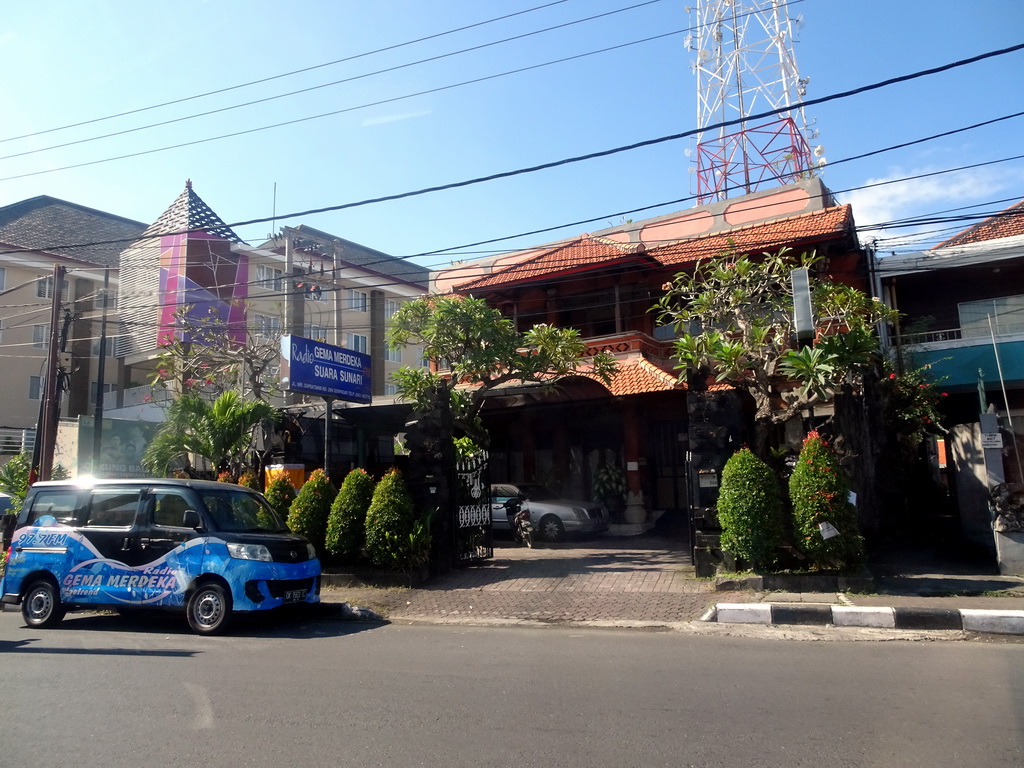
[{"x1": 687, "y1": 0, "x2": 823, "y2": 203}]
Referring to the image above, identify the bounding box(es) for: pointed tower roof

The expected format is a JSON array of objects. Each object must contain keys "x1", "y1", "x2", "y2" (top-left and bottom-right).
[{"x1": 140, "y1": 180, "x2": 243, "y2": 243}]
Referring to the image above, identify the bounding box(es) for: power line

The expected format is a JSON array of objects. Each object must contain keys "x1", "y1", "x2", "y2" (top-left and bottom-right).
[
  {"x1": 0, "y1": 27, "x2": 684, "y2": 183},
  {"x1": 0, "y1": 0, "x2": 577, "y2": 144},
  {"x1": 0, "y1": 0, "x2": 670, "y2": 163},
  {"x1": 11, "y1": 41, "x2": 1023, "y2": 257}
]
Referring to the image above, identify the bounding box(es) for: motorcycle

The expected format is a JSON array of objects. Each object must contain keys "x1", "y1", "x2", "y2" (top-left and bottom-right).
[{"x1": 503, "y1": 496, "x2": 534, "y2": 548}]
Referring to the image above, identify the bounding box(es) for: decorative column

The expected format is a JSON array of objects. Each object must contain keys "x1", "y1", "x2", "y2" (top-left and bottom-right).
[{"x1": 622, "y1": 403, "x2": 646, "y2": 525}]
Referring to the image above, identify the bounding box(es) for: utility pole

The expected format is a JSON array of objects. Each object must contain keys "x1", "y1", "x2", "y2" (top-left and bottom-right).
[
  {"x1": 91, "y1": 268, "x2": 111, "y2": 474},
  {"x1": 37, "y1": 265, "x2": 66, "y2": 482}
]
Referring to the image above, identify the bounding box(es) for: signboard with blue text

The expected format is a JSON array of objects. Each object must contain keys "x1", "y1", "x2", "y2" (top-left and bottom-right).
[{"x1": 279, "y1": 334, "x2": 372, "y2": 403}]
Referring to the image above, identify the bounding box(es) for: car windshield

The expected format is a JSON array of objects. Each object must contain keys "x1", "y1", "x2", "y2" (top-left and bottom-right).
[
  {"x1": 198, "y1": 488, "x2": 287, "y2": 533},
  {"x1": 516, "y1": 484, "x2": 559, "y2": 501}
]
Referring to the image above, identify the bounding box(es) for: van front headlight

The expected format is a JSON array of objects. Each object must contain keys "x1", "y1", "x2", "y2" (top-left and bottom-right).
[{"x1": 227, "y1": 542, "x2": 272, "y2": 562}]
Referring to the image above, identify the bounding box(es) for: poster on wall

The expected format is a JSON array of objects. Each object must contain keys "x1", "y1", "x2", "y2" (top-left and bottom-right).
[{"x1": 78, "y1": 418, "x2": 161, "y2": 478}]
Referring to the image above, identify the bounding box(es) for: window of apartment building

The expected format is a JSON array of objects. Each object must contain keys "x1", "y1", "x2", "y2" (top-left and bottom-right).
[
  {"x1": 253, "y1": 313, "x2": 282, "y2": 341},
  {"x1": 29, "y1": 375, "x2": 41, "y2": 400},
  {"x1": 91, "y1": 333, "x2": 116, "y2": 356},
  {"x1": 385, "y1": 345, "x2": 402, "y2": 364},
  {"x1": 32, "y1": 323, "x2": 49, "y2": 349},
  {"x1": 89, "y1": 381, "x2": 118, "y2": 403},
  {"x1": 959, "y1": 295, "x2": 1024, "y2": 338},
  {"x1": 255, "y1": 264, "x2": 284, "y2": 292},
  {"x1": 37, "y1": 275, "x2": 68, "y2": 299},
  {"x1": 345, "y1": 333, "x2": 367, "y2": 354},
  {"x1": 348, "y1": 289, "x2": 368, "y2": 312},
  {"x1": 384, "y1": 383, "x2": 399, "y2": 396},
  {"x1": 304, "y1": 323, "x2": 327, "y2": 342},
  {"x1": 0, "y1": 267, "x2": 5, "y2": 291},
  {"x1": 384, "y1": 298, "x2": 400, "y2": 319}
]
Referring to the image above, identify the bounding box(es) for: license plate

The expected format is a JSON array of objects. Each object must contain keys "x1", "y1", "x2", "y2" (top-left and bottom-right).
[{"x1": 284, "y1": 589, "x2": 307, "y2": 603}]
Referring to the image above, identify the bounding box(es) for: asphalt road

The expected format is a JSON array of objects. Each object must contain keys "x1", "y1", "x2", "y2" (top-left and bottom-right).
[{"x1": 1, "y1": 608, "x2": 1023, "y2": 768}]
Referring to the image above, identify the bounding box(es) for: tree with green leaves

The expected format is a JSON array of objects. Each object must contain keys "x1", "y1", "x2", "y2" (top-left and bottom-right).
[
  {"x1": 654, "y1": 248, "x2": 897, "y2": 457},
  {"x1": 386, "y1": 294, "x2": 618, "y2": 448},
  {"x1": 151, "y1": 305, "x2": 282, "y2": 402},
  {"x1": 0, "y1": 453, "x2": 68, "y2": 505},
  {"x1": 141, "y1": 390, "x2": 279, "y2": 477}
]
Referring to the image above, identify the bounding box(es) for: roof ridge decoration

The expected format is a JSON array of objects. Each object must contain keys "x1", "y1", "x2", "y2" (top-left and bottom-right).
[
  {"x1": 932, "y1": 199, "x2": 1024, "y2": 250},
  {"x1": 140, "y1": 181, "x2": 243, "y2": 243},
  {"x1": 454, "y1": 233, "x2": 652, "y2": 291},
  {"x1": 650, "y1": 204, "x2": 852, "y2": 268}
]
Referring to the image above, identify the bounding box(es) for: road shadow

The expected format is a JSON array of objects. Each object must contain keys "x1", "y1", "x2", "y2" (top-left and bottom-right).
[
  {"x1": 4, "y1": 604, "x2": 385, "y2": 641},
  {"x1": 416, "y1": 534, "x2": 693, "y2": 591}
]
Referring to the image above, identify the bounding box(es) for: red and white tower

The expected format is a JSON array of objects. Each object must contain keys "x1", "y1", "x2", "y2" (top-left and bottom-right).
[{"x1": 689, "y1": 0, "x2": 822, "y2": 202}]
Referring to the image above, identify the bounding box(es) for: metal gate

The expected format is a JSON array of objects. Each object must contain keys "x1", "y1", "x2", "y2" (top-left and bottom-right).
[{"x1": 454, "y1": 452, "x2": 493, "y2": 564}]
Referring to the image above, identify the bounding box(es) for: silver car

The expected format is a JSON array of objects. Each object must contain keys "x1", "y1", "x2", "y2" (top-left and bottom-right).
[{"x1": 490, "y1": 483, "x2": 609, "y2": 542}]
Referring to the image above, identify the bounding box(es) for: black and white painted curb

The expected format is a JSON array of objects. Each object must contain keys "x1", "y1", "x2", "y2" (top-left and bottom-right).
[{"x1": 706, "y1": 603, "x2": 1024, "y2": 635}]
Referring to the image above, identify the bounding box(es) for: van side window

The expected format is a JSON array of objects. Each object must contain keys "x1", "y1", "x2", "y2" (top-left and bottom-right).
[
  {"x1": 86, "y1": 490, "x2": 141, "y2": 528},
  {"x1": 26, "y1": 491, "x2": 79, "y2": 525},
  {"x1": 153, "y1": 491, "x2": 194, "y2": 528}
]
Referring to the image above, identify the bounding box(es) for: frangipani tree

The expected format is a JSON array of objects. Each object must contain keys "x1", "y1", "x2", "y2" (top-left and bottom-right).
[
  {"x1": 387, "y1": 295, "x2": 618, "y2": 448},
  {"x1": 654, "y1": 248, "x2": 896, "y2": 456}
]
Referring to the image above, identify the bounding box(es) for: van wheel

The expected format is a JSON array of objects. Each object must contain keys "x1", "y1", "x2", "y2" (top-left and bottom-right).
[
  {"x1": 186, "y1": 583, "x2": 232, "y2": 636},
  {"x1": 22, "y1": 578, "x2": 66, "y2": 629},
  {"x1": 539, "y1": 515, "x2": 565, "y2": 543}
]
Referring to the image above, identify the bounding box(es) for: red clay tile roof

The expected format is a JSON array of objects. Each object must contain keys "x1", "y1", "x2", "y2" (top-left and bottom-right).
[
  {"x1": 592, "y1": 358, "x2": 683, "y2": 396},
  {"x1": 453, "y1": 235, "x2": 649, "y2": 291},
  {"x1": 932, "y1": 200, "x2": 1024, "y2": 249},
  {"x1": 651, "y1": 205, "x2": 853, "y2": 267},
  {"x1": 453, "y1": 206, "x2": 854, "y2": 291},
  {"x1": 577, "y1": 358, "x2": 733, "y2": 396}
]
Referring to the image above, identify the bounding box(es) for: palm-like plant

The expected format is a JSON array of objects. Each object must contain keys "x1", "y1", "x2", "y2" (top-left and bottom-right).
[{"x1": 142, "y1": 391, "x2": 279, "y2": 477}]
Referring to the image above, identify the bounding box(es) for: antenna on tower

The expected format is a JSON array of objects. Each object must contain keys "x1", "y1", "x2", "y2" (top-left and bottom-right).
[{"x1": 690, "y1": 0, "x2": 820, "y2": 203}]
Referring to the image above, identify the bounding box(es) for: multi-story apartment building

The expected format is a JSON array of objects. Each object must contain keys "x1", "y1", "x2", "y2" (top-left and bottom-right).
[
  {"x1": 0, "y1": 195, "x2": 146, "y2": 454},
  {"x1": 113, "y1": 182, "x2": 428, "y2": 414}
]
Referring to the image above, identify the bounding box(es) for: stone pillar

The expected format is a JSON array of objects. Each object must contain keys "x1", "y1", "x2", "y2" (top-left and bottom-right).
[{"x1": 623, "y1": 403, "x2": 646, "y2": 524}]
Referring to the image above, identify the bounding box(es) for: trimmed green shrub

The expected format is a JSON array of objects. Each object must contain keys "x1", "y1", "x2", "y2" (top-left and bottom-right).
[
  {"x1": 789, "y1": 431, "x2": 864, "y2": 570},
  {"x1": 364, "y1": 468, "x2": 417, "y2": 570},
  {"x1": 716, "y1": 447, "x2": 783, "y2": 571},
  {"x1": 325, "y1": 468, "x2": 375, "y2": 562},
  {"x1": 264, "y1": 475, "x2": 297, "y2": 523},
  {"x1": 238, "y1": 471, "x2": 260, "y2": 491},
  {"x1": 286, "y1": 469, "x2": 336, "y2": 554}
]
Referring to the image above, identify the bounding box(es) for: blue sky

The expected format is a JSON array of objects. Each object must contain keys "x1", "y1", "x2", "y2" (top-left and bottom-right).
[{"x1": 2, "y1": 0, "x2": 1023, "y2": 268}]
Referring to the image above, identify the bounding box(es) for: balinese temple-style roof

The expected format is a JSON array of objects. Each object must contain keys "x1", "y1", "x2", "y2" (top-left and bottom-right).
[
  {"x1": 140, "y1": 180, "x2": 243, "y2": 243},
  {"x1": 434, "y1": 179, "x2": 862, "y2": 400}
]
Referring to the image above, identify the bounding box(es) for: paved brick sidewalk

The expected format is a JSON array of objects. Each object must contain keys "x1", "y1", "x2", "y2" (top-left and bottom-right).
[
  {"x1": 321, "y1": 535, "x2": 735, "y2": 626},
  {"x1": 320, "y1": 535, "x2": 1024, "y2": 632}
]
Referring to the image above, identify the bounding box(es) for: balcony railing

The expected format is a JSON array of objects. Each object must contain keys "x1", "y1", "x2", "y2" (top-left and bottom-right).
[
  {"x1": 901, "y1": 328, "x2": 963, "y2": 345},
  {"x1": 120, "y1": 385, "x2": 172, "y2": 408},
  {"x1": 0, "y1": 428, "x2": 35, "y2": 455}
]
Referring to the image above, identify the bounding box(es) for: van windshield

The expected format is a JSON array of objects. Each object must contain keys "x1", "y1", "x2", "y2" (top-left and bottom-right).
[{"x1": 198, "y1": 488, "x2": 287, "y2": 533}]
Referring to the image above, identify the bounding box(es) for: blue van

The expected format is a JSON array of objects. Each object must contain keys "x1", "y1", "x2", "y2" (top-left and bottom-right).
[{"x1": 1, "y1": 478, "x2": 320, "y2": 635}]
